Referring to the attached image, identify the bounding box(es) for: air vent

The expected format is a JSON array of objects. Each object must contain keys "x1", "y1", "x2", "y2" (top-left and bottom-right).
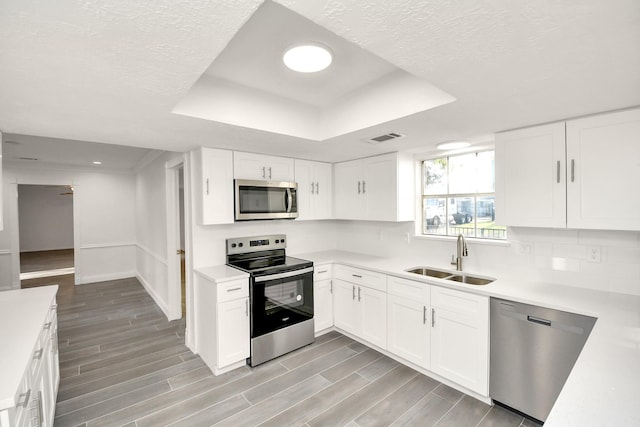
[
  {"x1": 365, "y1": 132, "x2": 405, "y2": 144},
  {"x1": 3, "y1": 140, "x2": 20, "y2": 145},
  {"x1": 17, "y1": 157, "x2": 39, "y2": 161}
]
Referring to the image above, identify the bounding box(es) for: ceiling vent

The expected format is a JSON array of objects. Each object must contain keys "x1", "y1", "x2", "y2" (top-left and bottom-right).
[
  {"x1": 17, "y1": 157, "x2": 39, "y2": 161},
  {"x1": 365, "y1": 132, "x2": 405, "y2": 144}
]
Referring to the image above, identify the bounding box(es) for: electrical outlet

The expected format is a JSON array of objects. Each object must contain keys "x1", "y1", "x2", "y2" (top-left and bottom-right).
[{"x1": 587, "y1": 246, "x2": 601, "y2": 263}]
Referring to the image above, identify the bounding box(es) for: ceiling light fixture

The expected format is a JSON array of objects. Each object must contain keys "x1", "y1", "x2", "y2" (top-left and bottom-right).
[
  {"x1": 92, "y1": 161, "x2": 102, "y2": 165},
  {"x1": 436, "y1": 141, "x2": 471, "y2": 150},
  {"x1": 283, "y1": 44, "x2": 332, "y2": 73}
]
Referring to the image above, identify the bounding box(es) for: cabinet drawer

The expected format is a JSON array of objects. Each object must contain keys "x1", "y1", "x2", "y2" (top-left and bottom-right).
[
  {"x1": 217, "y1": 279, "x2": 249, "y2": 303},
  {"x1": 335, "y1": 265, "x2": 386, "y2": 292},
  {"x1": 387, "y1": 276, "x2": 429, "y2": 303},
  {"x1": 313, "y1": 264, "x2": 333, "y2": 281}
]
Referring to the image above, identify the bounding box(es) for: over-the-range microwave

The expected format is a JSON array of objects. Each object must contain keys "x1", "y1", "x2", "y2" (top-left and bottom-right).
[{"x1": 234, "y1": 179, "x2": 298, "y2": 221}]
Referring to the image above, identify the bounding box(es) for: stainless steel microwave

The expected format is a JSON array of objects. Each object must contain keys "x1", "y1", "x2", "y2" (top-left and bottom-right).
[{"x1": 234, "y1": 179, "x2": 298, "y2": 221}]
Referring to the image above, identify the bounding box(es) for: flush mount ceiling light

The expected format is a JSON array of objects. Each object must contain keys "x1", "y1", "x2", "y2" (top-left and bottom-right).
[
  {"x1": 283, "y1": 44, "x2": 332, "y2": 73},
  {"x1": 436, "y1": 141, "x2": 471, "y2": 150},
  {"x1": 92, "y1": 161, "x2": 102, "y2": 165}
]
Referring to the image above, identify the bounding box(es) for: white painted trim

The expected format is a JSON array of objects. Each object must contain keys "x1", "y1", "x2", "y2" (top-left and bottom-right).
[
  {"x1": 5, "y1": 160, "x2": 135, "y2": 176},
  {"x1": 135, "y1": 244, "x2": 168, "y2": 266},
  {"x1": 183, "y1": 154, "x2": 195, "y2": 351},
  {"x1": 136, "y1": 273, "x2": 170, "y2": 318},
  {"x1": 0, "y1": 250, "x2": 11, "y2": 255},
  {"x1": 80, "y1": 242, "x2": 136, "y2": 249},
  {"x1": 76, "y1": 271, "x2": 136, "y2": 285},
  {"x1": 165, "y1": 159, "x2": 185, "y2": 321}
]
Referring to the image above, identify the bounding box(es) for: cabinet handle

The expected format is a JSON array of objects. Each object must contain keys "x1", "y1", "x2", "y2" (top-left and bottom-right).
[
  {"x1": 17, "y1": 389, "x2": 31, "y2": 408},
  {"x1": 261, "y1": 167, "x2": 266, "y2": 178},
  {"x1": 571, "y1": 159, "x2": 575, "y2": 182},
  {"x1": 423, "y1": 306, "x2": 427, "y2": 324},
  {"x1": 352, "y1": 285, "x2": 356, "y2": 300},
  {"x1": 362, "y1": 181, "x2": 366, "y2": 194},
  {"x1": 357, "y1": 181, "x2": 361, "y2": 194},
  {"x1": 352, "y1": 274, "x2": 362, "y2": 278},
  {"x1": 358, "y1": 286, "x2": 361, "y2": 302},
  {"x1": 556, "y1": 161, "x2": 560, "y2": 183},
  {"x1": 268, "y1": 167, "x2": 272, "y2": 179},
  {"x1": 245, "y1": 299, "x2": 249, "y2": 316},
  {"x1": 311, "y1": 182, "x2": 315, "y2": 194},
  {"x1": 315, "y1": 182, "x2": 319, "y2": 194},
  {"x1": 317, "y1": 269, "x2": 328, "y2": 274},
  {"x1": 431, "y1": 308, "x2": 435, "y2": 327},
  {"x1": 330, "y1": 280, "x2": 333, "y2": 294},
  {"x1": 51, "y1": 304, "x2": 58, "y2": 311},
  {"x1": 205, "y1": 178, "x2": 209, "y2": 195},
  {"x1": 43, "y1": 322, "x2": 52, "y2": 330},
  {"x1": 33, "y1": 349, "x2": 44, "y2": 361},
  {"x1": 227, "y1": 287, "x2": 241, "y2": 292}
]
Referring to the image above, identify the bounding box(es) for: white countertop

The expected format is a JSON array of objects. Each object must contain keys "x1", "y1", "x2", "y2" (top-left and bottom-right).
[
  {"x1": 0, "y1": 285, "x2": 58, "y2": 411},
  {"x1": 194, "y1": 265, "x2": 249, "y2": 282},
  {"x1": 292, "y1": 250, "x2": 640, "y2": 427}
]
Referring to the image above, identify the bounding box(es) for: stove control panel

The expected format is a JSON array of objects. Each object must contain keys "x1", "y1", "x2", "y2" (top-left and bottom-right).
[{"x1": 226, "y1": 234, "x2": 287, "y2": 255}]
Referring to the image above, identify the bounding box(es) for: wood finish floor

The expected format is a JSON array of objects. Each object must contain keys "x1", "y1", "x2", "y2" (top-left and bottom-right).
[
  {"x1": 25, "y1": 275, "x2": 542, "y2": 427},
  {"x1": 20, "y1": 248, "x2": 74, "y2": 273}
]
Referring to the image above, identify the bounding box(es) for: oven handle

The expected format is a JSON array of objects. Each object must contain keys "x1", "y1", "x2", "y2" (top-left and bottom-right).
[{"x1": 254, "y1": 267, "x2": 314, "y2": 282}]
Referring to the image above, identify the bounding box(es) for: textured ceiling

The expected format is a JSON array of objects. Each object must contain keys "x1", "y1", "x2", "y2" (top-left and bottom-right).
[{"x1": 0, "y1": 0, "x2": 639, "y2": 163}]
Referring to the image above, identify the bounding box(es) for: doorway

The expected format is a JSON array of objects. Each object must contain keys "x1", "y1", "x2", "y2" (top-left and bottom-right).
[
  {"x1": 166, "y1": 158, "x2": 188, "y2": 322},
  {"x1": 178, "y1": 167, "x2": 186, "y2": 317},
  {"x1": 18, "y1": 184, "x2": 75, "y2": 287}
]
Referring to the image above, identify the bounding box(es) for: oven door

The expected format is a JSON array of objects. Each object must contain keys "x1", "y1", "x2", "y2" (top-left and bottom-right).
[
  {"x1": 251, "y1": 267, "x2": 313, "y2": 338},
  {"x1": 235, "y1": 179, "x2": 298, "y2": 221}
]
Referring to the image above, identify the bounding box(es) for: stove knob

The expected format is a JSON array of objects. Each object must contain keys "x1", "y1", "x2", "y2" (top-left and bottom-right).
[
  {"x1": 238, "y1": 243, "x2": 243, "y2": 247},
  {"x1": 231, "y1": 243, "x2": 237, "y2": 248},
  {"x1": 281, "y1": 238, "x2": 285, "y2": 243},
  {"x1": 275, "y1": 239, "x2": 280, "y2": 243}
]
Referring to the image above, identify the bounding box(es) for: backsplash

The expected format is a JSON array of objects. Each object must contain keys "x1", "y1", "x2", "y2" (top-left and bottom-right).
[{"x1": 333, "y1": 221, "x2": 640, "y2": 296}]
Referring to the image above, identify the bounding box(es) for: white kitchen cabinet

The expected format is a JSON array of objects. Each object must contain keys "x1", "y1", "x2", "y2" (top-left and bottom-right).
[
  {"x1": 387, "y1": 276, "x2": 430, "y2": 369},
  {"x1": 566, "y1": 108, "x2": 640, "y2": 230},
  {"x1": 495, "y1": 122, "x2": 567, "y2": 228},
  {"x1": 194, "y1": 272, "x2": 249, "y2": 375},
  {"x1": 496, "y1": 108, "x2": 640, "y2": 230},
  {"x1": 193, "y1": 147, "x2": 234, "y2": 225},
  {"x1": 333, "y1": 152, "x2": 414, "y2": 222},
  {"x1": 333, "y1": 265, "x2": 387, "y2": 349},
  {"x1": 313, "y1": 264, "x2": 333, "y2": 334},
  {"x1": 430, "y1": 286, "x2": 489, "y2": 396},
  {"x1": 233, "y1": 151, "x2": 294, "y2": 181},
  {"x1": 295, "y1": 159, "x2": 333, "y2": 220}
]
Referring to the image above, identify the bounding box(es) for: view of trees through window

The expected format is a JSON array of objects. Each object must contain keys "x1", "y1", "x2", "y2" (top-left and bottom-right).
[{"x1": 422, "y1": 151, "x2": 506, "y2": 240}]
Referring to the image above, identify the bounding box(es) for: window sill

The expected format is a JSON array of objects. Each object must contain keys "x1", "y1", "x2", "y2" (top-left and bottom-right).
[{"x1": 412, "y1": 233, "x2": 511, "y2": 247}]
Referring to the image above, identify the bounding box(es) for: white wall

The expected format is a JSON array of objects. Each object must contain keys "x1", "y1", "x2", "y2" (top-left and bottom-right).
[
  {"x1": 0, "y1": 164, "x2": 137, "y2": 290},
  {"x1": 18, "y1": 185, "x2": 74, "y2": 252},
  {"x1": 333, "y1": 221, "x2": 640, "y2": 296}
]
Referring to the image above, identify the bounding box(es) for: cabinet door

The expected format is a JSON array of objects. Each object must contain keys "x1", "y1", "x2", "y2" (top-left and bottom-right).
[
  {"x1": 387, "y1": 294, "x2": 429, "y2": 368},
  {"x1": 359, "y1": 286, "x2": 387, "y2": 349},
  {"x1": 431, "y1": 287, "x2": 489, "y2": 395},
  {"x1": 233, "y1": 151, "x2": 266, "y2": 180},
  {"x1": 294, "y1": 159, "x2": 314, "y2": 220},
  {"x1": 217, "y1": 297, "x2": 250, "y2": 368},
  {"x1": 334, "y1": 160, "x2": 363, "y2": 219},
  {"x1": 333, "y1": 279, "x2": 359, "y2": 334},
  {"x1": 495, "y1": 123, "x2": 567, "y2": 228},
  {"x1": 363, "y1": 153, "x2": 397, "y2": 221},
  {"x1": 313, "y1": 161, "x2": 333, "y2": 220},
  {"x1": 264, "y1": 155, "x2": 295, "y2": 181},
  {"x1": 566, "y1": 108, "x2": 640, "y2": 230},
  {"x1": 200, "y1": 148, "x2": 234, "y2": 225},
  {"x1": 314, "y1": 279, "x2": 333, "y2": 333}
]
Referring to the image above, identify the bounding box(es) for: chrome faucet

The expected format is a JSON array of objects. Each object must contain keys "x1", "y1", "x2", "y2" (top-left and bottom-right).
[{"x1": 451, "y1": 234, "x2": 468, "y2": 271}]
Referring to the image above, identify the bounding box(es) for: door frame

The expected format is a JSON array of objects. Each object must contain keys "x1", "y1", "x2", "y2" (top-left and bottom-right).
[{"x1": 165, "y1": 155, "x2": 194, "y2": 347}]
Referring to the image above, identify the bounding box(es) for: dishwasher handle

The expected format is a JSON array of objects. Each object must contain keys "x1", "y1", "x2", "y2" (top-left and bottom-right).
[{"x1": 527, "y1": 315, "x2": 551, "y2": 327}]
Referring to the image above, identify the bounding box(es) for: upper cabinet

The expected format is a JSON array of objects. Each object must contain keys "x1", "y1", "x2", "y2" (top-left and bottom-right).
[
  {"x1": 233, "y1": 151, "x2": 294, "y2": 181},
  {"x1": 496, "y1": 108, "x2": 640, "y2": 231},
  {"x1": 193, "y1": 147, "x2": 234, "y2": 225},
  {"x1": 294, "y1": 159, "x2": 333, "y2": 220},
  {"x1": 334, "y1": 152, "x2": 414, "y2": 222}
]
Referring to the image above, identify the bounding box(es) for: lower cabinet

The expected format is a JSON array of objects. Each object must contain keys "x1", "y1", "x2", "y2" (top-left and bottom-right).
[
  {"x1": 313, "y1": 264, "x2": 334, "y2": 334},
  {"x1": 430, "y1": 286, "x2": 489, "y2": 396},
  {"x1": 194, "y1": 273, "x2": 250, "y2": 375}
]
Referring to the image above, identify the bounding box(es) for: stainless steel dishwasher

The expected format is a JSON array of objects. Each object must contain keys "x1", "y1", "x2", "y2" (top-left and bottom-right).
[{"x1": 490, "y1": 298, "x2": 596, "y2": 423}]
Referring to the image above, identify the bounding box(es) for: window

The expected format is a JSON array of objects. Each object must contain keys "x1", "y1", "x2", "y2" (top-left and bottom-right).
[{"x1": 422, "y1": 151, "x2": 506, "y2": 240}]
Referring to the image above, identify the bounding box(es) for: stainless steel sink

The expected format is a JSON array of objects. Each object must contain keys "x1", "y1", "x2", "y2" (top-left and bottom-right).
[
  {"x1": 405, "y1": 267, "x2": 495, "y2": 285},
  {"x1": 405, "y1": 268, "x2": 452, "y2": 279},
  {"x1": 446, "y1": 274, "x2": 494, "y2": 286}
]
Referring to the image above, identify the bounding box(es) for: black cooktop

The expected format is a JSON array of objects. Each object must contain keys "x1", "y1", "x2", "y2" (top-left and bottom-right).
[{"x1": 227, "y1": 249, "x2": 313, "y2": 277}]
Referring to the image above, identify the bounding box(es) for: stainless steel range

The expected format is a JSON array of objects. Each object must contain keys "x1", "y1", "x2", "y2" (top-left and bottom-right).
[{"x1": 226, "y1": 234, "x2": 314, "y2": 366}]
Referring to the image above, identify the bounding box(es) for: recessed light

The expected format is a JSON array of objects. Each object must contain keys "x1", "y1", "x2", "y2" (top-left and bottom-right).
[
  {"x1": 436, "y1": 141, "x2": 471, "y2": 150},
  {"x1": 283, "y1": 44, "x2": 332, "y2": 73},
  {"x1": 92, "y1": 161, "x2": 102, "y2": 165}
]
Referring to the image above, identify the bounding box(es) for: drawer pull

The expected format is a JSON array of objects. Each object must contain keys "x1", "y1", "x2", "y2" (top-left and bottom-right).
[
  {"x1": 226, "y1": 287, "x2": 241, "y2": 292},
  {"x1": 317, "y1": 269, "x2": 328, "y2": 274},
  {"x1": 51, "y1": 304, "x2": 58, "y2": 311},
  {"x1": 17, "y1": 389, "x2": 31, "y2": 408},
  {"x1": 43, "y1": 322, "x2": 52, "y2": 330},
  {"x1": 352, "y1": 274, "x2": 362, "y2": 278}
]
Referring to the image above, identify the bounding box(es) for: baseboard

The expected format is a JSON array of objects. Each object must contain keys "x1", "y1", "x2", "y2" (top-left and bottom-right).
[
  {"x1": 77, "y1": 271, "x2": 136, "y2": 285},
  {"x1": 136, "y1": 273, "x2": 170, "y2": 319}
]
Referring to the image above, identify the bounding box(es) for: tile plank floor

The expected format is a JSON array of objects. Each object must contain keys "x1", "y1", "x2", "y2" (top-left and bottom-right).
[{"x1": 22, "y1": 275, "x2": 541, "y2": 427}]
